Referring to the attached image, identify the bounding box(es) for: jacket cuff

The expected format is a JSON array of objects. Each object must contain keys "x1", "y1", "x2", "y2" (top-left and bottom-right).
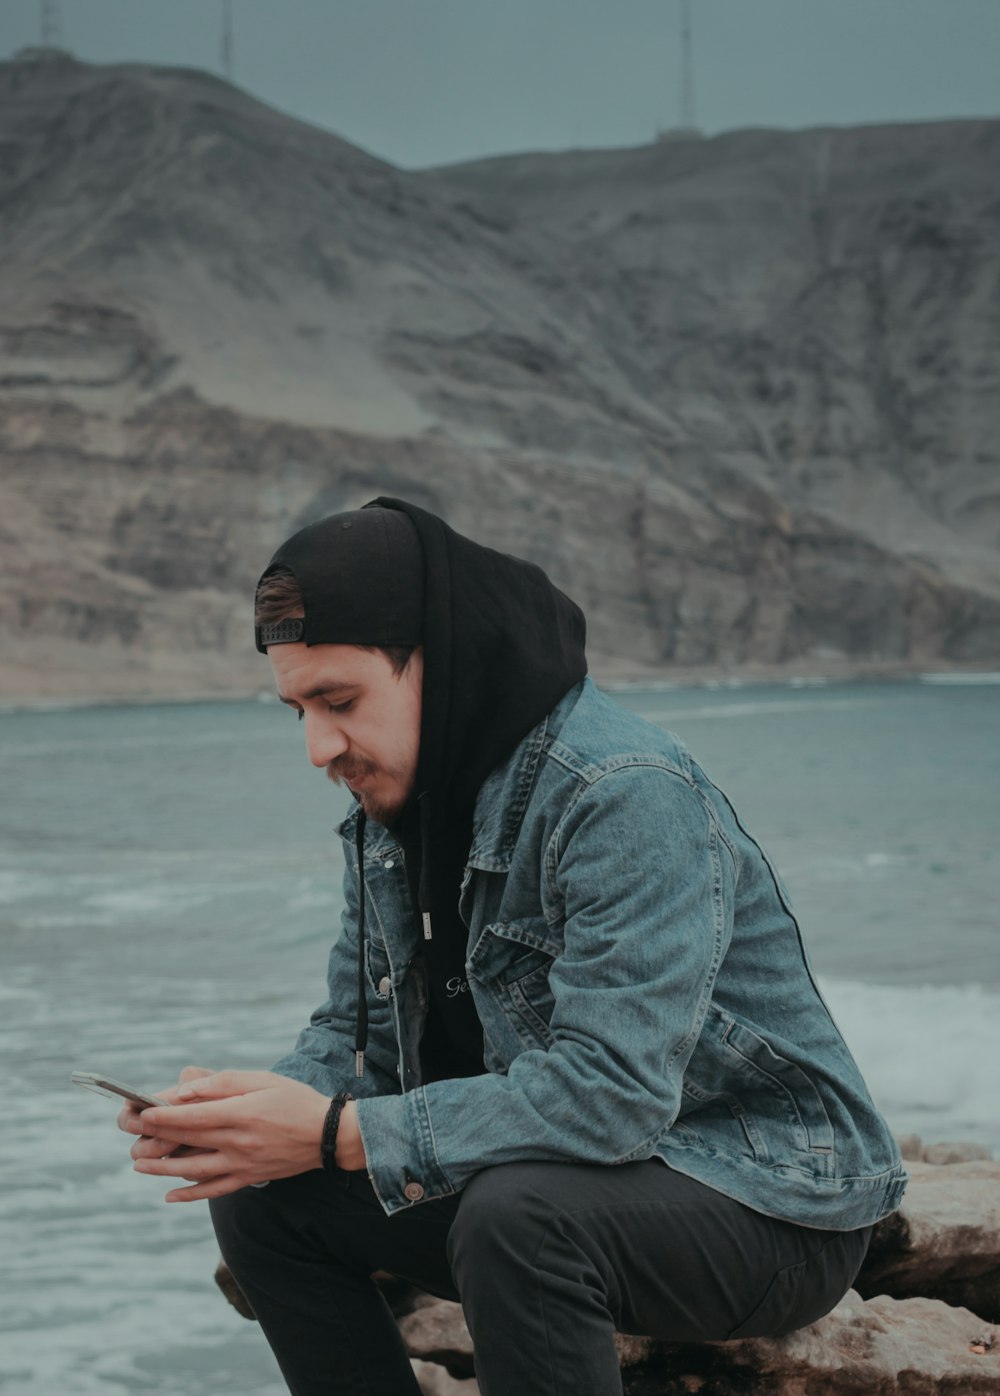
[{"x1": 354, "y1": 1088, "x2": 456, "y2": 1215}]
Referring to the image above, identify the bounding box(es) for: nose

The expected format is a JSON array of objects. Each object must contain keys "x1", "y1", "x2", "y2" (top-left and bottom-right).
[{"x1": 303, "y1": 711, "x2": 349, "y2": 769}]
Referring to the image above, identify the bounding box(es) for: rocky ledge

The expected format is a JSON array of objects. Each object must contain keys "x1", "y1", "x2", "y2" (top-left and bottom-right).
[
  {"x1": 401, "y1": 1289, "x2": 999, "y2": 1395},
  {"x1": 216, "y1": 1138, "x2": 999, "y2": 1394}
]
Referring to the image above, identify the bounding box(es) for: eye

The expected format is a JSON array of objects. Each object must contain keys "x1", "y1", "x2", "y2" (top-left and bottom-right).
[{"x1": 327, "y1": 699, "x2": 354, "y2": 715}]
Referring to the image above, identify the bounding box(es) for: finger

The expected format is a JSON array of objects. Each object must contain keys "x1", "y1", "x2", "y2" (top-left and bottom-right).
[
  {"x1": 131, "y1": 1135, "x2": 175, "y2": 1160},
  {"x1": 139, "y1": 1100, "x2": 241, "y2": 1135},
  {"x1": 154, "y1": 1084, "x2": 202, "y2": 1106},
  {"x1": 134, "y1": 1126, "x2": 233, "y2": 1158},
  {"x1": 178, "y1": 1065, "x2": 217, "y2": 1084},
  {"x1": 171, "y1": 1070, "x2": 280, "y2": 1103},
  {"x1": 117, "y1": 1102, "x2": 143, "y2": 1134},
  {"x1": 134, "y1": 1153, "x2": 232, "y2": 1181},
  {"x1": 131, "y1": 1135, "x2": 217, "y2": 1161},
  {"x1": 149, "y1": 1072, "x2": 218, "y2": 1108},
  {"x1": 165, "y1": 1173, "x2": 249, "y2": 1204},
  {"x1": 123, "y1": 1108, "x2": 169, "y2": 1135}
]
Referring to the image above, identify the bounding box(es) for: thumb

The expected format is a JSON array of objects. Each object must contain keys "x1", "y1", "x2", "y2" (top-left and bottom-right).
[
  {"x1": 169, "y1": 1070, "x2": 281, "y2": 1103},
  {"x1": 179, "y1": 1065, "x2": 217, "y2": 1084}
]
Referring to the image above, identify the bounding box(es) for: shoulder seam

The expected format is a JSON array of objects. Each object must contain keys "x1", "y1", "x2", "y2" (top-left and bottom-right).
[{"x1": 547, "y1": 741, "x2": 690, "y2": 786}]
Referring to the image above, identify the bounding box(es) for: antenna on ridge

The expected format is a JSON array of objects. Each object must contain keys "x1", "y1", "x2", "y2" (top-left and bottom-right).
[
  {"x1": 40, "y1": 0, "x2": 62, "y2": 47},
  {"x1": 679, "y1": 0, "x2": 695, "y2": 131},
  {"x1": 220, "y1": 0, "x2": 234, "y2": 81},
  {"x1": 656, "y1": 0, "x2": 703, "y2": 143}
]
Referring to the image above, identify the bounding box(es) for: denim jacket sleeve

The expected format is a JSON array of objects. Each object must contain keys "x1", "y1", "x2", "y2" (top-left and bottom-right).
[
  {"x1": 354, "y1": 762, "x2": 737, "y2": 1214},
  {"x1": 270, "y1": 855, "x2": 402, "y2": 1100}
]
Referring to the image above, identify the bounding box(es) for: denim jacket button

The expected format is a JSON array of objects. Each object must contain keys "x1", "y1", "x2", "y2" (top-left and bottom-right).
[
  {"x1": 378, "y1": 976, "x2": 392, "y2": 997},
  {"x1": 384, "y1": 859, "x2": 395, "y2": 869},
  {"x1": 403, "y1": 1181, "x2": 424, "y2": 1201}
]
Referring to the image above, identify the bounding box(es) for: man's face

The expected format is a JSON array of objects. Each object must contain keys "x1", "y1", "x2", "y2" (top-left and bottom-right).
[{"x1": 268, "y1": 641, "x2": 423, "y2": 825}]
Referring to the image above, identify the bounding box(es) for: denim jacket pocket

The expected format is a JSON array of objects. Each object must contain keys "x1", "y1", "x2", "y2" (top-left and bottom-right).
[
  {"x1": 468, "y1": 913, "x2": 559, "y2": 969},
  {"x1": 679, "y1": 1007, "x2": 835, "y2": 1173},
  {"x1": 503, "y1": 949, "x2": 557, "y2": 1047},
  {"x1": 364, "y1": 937, "x2": 393, "y2": 1001},
  {"x1": 721, "y1": 1017, "x2": 836, "y2": 1170},
  {"x1": 468, "y1": 919, "x2": 558, "y2": 1051}
]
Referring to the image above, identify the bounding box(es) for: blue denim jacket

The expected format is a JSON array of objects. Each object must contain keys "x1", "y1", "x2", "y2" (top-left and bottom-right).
[{"x1": 273, "y1": 679, "x2": 907, "y2": 1228}]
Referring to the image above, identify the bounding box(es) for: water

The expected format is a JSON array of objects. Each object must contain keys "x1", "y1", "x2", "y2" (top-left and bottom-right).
[{"x1": 1, "y1": 679, "x2": 998, "y2": 1394}]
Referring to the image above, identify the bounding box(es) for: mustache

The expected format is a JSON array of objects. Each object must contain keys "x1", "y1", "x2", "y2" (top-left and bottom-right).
[{"x1": 326, "y1": 755, "x2": 378, "y2": 785}]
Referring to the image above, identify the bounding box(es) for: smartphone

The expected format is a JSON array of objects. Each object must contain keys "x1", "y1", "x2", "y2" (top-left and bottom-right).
[{"x1": 70, "y1": 1071, "x2": 171, "y2": 1110}]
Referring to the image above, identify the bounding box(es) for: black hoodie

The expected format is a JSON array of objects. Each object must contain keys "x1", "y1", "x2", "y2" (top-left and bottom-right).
[{"x1": 256, "y1": 497, "x2": 588, "y2": 1083}]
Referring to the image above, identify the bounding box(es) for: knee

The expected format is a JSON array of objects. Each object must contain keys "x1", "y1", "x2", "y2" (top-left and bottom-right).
[
  {"x1": 447, "y1": 1163, "x2": 558, "y2": 1276},
  {"x1": 208, "y1": 1179, "x2": 316, "y2": 1276}
]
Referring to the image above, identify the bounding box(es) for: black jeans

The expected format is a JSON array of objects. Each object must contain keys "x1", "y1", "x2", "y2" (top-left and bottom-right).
[{"x1": 210, "y1": 1159, "x2": 873, "y2": 1396}]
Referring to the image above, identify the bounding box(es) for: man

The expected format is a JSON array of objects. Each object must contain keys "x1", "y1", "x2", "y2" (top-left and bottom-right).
[{"x1": 122, "y1": 497, "x2": 907, "y2": 1396}]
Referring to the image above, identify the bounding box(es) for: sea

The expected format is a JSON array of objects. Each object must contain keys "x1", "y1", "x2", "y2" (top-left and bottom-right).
[{"x1": 1, "y1": 676, "x2": 998, "y2": 1395}]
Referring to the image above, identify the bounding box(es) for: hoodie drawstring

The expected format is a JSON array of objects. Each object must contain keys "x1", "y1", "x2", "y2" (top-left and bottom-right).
[
  {"x1": 354, "y1": 797, "x2": 435, "y2": 1079},
  {"x1": 354, "y1": 810, "x2": 368, "y2": 1078},
  {"x1": 418, "y1": 792, "x2": 434, "y2": 941}
]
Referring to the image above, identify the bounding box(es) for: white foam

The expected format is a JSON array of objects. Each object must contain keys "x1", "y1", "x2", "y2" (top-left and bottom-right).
[
  {"x1": 862, "y1": 851, "x2": 910, "y2": 869},
  {"x1": 0, "y1": 868, "x2": 55, "y2": 903},
  {"x1": 818, "y1": 976, "x2": 1000, "y2": 1153},
  {"x1": 287, "y1": 886, "x2": 338, "y2": 912},
  {"x1": 918, "y1": 671, "x2": 1000, "y2": 685},
  {"x1": 83, "y1": 885, "x2": 212, "y2": 915},
  {"x1": 0, "y1": 979, "x2": 43, "y2": 1004}
]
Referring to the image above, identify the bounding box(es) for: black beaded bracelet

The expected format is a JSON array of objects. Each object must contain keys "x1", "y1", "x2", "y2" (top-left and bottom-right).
[{"x1": 321, "y1": 1092, "x2": 353, "y2": 1172}]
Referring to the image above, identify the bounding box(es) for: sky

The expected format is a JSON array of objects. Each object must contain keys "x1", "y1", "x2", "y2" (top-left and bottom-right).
[{"x1": 3, "y1": 0, "x2": 999, "y2": 168}]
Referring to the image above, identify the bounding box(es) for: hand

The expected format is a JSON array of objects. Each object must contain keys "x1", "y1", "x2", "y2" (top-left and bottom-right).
[
  {"x1": 129, "y1": 1070, "x2": 332, "y2": 1203},
  {"x1": 118, "y1": 1065, "x2": 217, "y2": 1165}
]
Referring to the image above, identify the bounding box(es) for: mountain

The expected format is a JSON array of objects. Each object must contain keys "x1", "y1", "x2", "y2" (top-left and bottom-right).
[{"x1": 2, "y1": 52, "x2": 998, "y2": 699}]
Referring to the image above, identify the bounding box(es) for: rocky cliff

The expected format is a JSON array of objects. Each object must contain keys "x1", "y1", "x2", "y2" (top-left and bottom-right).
[{"x1": 2, "y1": 52, "x2": 998, "y2": 699}]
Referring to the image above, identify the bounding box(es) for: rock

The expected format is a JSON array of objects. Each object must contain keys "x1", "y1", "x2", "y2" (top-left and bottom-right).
[
  {"x1": 896, "y1": 1133, "x2": 925, "y2": 1161},
  {"x1": 857, "y1": 1159, "x2": 1000, "y2": 1322},
  {"x1": 618, "y1": 1291, "x2": 1000, "y2": 1395},
  {"x1": 923, "y1": 1140, "x2": 995, "y2": 1165},
  {"x1": 404, "y1": 1291, "x2": 1000, "y2": 1394},
  {"x1": 411, "y1": 1358, "x2": 479, "y2": 1395},
  {"x1": 399, "y1": 1299, "x2": 475, "y2": 1381},
  {"x1": 213, "y1": 1257, "x2": 256, "y2": 1321},
  {"x1": 891, "y1": 1134, "x2": 995, "y2": 1166}
]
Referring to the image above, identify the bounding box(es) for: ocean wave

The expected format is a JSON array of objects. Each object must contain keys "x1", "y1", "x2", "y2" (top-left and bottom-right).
[
  {"x1": 634, "y1": 696, "x2": 878, "y2": 723},
  {"x1": 0, "y1": 729, "x2": 262, "y2": 759}
]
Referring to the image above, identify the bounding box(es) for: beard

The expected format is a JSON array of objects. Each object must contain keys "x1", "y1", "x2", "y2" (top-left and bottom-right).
[
  {"x1": 326, "y1": 755, "x2": 378, "y2": 787},
  {"x1": 326, "y1": 754, "x2": 406, "y2": 825}
]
